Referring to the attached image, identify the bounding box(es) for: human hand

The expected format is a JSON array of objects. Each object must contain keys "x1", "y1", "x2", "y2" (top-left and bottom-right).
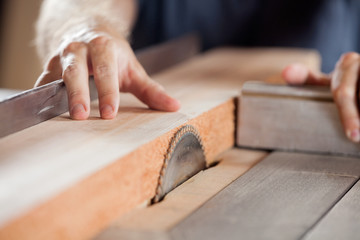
[
  {"x1": 35, "y1": 30, "x2": 181, "y2": 120},
  {"x1": 282, "y1": 52, "x2": 360, "y2": 142}
]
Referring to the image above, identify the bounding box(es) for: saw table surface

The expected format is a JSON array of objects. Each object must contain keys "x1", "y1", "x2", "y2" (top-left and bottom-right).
[
  {"x1": 2, "y1": 47, "x2": 358, "y2": 240},
  {"x1": 96, "y1": 148, "x2": 360, "y2": 240}
]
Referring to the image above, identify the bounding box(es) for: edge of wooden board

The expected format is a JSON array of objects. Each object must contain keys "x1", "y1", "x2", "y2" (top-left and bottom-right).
[
  {"x1": 237, "y1": 84, "x2": 360, "y2": 156},
  {"x1": 0, "y1": 99, "x2": 235, "y2": 240},
  {"x1": 242, "y1": 81, "x2": 332, "y2": 101}
]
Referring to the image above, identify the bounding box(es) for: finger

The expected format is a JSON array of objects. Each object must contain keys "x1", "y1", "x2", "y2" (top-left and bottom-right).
[
  {"x1": 125, "y1": 59, "x2": 181, "y2": 111},
  {"x1": 282, "y1": 63, "x2": 330, "y2": 86},
  {"x1": 332, "y1": 53, "x2": 360, "y2": 142},
  {"x1": 61, "y1": 42, "x2": 90, "y2": 120},
  {"x1": 35, "y1": 56, "x2": 62, "y2": 87},
  {"x1": 89, "y1": 36, "x2": 119, "y2": 119}
]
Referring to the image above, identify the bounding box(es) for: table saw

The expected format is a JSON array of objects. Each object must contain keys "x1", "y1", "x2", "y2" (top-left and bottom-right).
[{"x1": 0, "y1": 36, "x2": 359, "y2": 240}]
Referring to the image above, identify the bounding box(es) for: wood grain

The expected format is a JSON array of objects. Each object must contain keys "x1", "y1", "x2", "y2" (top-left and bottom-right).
[
  {"x1": 304, "y1": 180, "x2": 360, "y2": 240},
  {"x1": 169, "y1": 152, "x2": 360, "y2": 240},
  {"x1": 95, "y1": 148, "x2": 267, "y2": 240},
  {"x1": 0, "y1": 48, "x2": 320, "y2": 239},
  {"x1": 237, "y1": 82, "x2": 360, "y2": 156}
]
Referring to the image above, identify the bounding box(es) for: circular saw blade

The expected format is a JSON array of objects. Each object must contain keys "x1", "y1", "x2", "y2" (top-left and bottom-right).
[{"x1": 153, "y1": 125, "x2": 206, "y2": 203}]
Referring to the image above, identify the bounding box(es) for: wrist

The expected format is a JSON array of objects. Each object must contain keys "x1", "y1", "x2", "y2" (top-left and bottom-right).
[{"x1": 39, "y1": 17, "x2": 130, "y2": 64}]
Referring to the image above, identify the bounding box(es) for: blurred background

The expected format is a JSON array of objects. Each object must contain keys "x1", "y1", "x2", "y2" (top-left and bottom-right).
[{"x1": 0, "y1": 0, "x2": 43, "y2": 90}]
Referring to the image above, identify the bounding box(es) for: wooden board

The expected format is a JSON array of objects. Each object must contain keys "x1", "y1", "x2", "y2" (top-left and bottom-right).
[
  {"x1": 0, "y1": 89, "x2": 22, "y2": 101},
  {"x1": 0, "y1": 48, "x2": 320, "y2": 240},
  {"x1": 237, "y1": 82, "x2": 360, "y2": 157},
  {"x1": 95, "y1": 148, "x2": 267, "y2": 239},
  {"x1": 168, "y1": 151, "x2": 360, "y2": 240},
  {"x1": 304, "y1": 180, "x2": 360, "y2": 240}
]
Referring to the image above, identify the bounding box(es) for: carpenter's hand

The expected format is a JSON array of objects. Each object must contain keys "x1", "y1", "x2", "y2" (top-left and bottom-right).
[
  {"x1": 36, "y1": 31, "x2": 180, "y2": 120},
  {"x1": 282, "y1": 52, "x2": 360, "y2": 142}
]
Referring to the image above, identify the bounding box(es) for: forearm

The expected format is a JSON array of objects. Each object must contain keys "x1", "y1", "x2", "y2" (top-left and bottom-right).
[{"x1": 35, "y1": 0, "x2": 137, "y2": 63}]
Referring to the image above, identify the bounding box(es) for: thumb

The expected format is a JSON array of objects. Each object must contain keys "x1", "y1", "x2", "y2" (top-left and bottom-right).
[
  {"x1": 35, "y1": 56, "x2": 62, "y2": 87},
  {"x1": 282, "y1": 63, "x2": 331, "y2": 86}
]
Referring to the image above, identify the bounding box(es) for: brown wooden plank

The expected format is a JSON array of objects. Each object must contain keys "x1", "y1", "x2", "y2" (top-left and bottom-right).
[
  {"x1": 95, "y1": 148, "x2": 267, "y2": 240},
  {"x1": 304, "y1": 180, "x2": 360, "y2": 240},
  {"x1": 0, "y1": 48, "x2": 319, "y2": 240},
  {"x1": 169, "y1": 152, "x2": 360, "y2": 240},
  {"x1": 237, "y1": 82, "x2": 360, "y2": 157}
]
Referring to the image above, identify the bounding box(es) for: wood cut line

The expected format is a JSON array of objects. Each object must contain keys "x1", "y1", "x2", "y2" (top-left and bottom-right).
[
  {"x1": 95, "y1": 148, "x2": 267, "y2": 239},
  {"x1": 0, "y1": 100, "x2": 235, "y2": 240}
]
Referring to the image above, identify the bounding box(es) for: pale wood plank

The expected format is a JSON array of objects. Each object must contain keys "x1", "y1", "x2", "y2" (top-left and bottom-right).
[
  {"x1": 169, "y1": 152, "x2": 360, "y2": 240},
  {"x1": 0, "y1": 89, "x2": 22, "y2": 101},
  {"x1": 304, "y1": 180, "x2": 360, "y2": 240},
  {"x1": 237, "y1": 82, "x2": 360, "y2": 157},
  {"x1": 0, "y1": 48, "x2": 319, "y2": 240},
  {"x1": 95, "y1": 149, "x2": 267, "y2": 240}
]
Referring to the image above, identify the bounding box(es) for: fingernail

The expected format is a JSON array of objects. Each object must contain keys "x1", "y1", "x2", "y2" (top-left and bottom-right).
[
  {"x1": 71, "y1": 104, "x2": 85, "y2": 116},
  {"x1": 347, "y1": 129, "x2": 360, "y2": 142},
  {"x1": 100, "y1": 104, "x2": 114, "y2": 118}
]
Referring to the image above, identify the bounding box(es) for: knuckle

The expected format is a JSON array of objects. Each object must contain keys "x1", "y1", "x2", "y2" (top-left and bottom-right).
[
  {"x1": 94, "y1": 64, "x2": 114, "y2": 78},
  {"x1": 140, "y1": 81, "x2": 161, "y2": 99},
  {"x1": 140, "y1": 86, "x2": 152, "y2": 101},
  {"x1": 129, "y1": 60, "x2": 147, "y2": 79},
  {"x1": 333, "y1": 86, "x2": 355, "y2": 103},
  {"x1": 63, "y1": 42, "x2": 85, "y2": 55},
  {"x1": 149, "y1": 80, "x2": 164, "y2": 91},
  {"x1": 128, "y1": 64, "x2": 139, "y2": 80},
  {"x1": 99, "y1": 89, "x2": 118, "y2": 99},
  {"x1": 63, "y1": 63, "x2": 80, "y2": 77},
  {"x1": 89, "y1": 36, "x2": 115, "y2": 50},
  {"x1": 90, "y1": 36, "x2": 108, "y2": 45},
  {"x1": 68, "y1": 89, "x2": 85, "y2": 100}
]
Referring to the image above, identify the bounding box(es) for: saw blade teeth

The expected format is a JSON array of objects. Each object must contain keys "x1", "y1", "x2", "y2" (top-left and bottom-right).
[{"x1": 152, "y1": 124, "x2": 206, "y2": 203}]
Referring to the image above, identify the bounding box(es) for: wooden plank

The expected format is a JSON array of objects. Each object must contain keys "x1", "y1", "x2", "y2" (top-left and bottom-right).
[
  {"x1": 0, "y1": 89, "x2": 22, "y2": 101},
  {"x1": 95, "y1": 148, "x2": 267, "y2": 240},
  {"x1": 237, "y1": 82, "x2": 360, "y2": 157},
  {"x1": 0, "y1": 48, "x2": 319, "y2": 240},
  {"x1": 304, "y1": 180, "x2": 360, "y2": 240},
  {"x1": 202, "y1": 48, "x2": 320, "y2": 84},
  {"x1": 169, "y1": 152, "x2": 360, "y2": 240}
]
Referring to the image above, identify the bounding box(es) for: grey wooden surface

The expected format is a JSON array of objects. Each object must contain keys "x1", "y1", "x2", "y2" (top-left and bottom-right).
[
  {"x1": 169, "y1": 152, "x2": 360, "y2": 240},
  {"x1": 237, "y1": 82, "x2": 360, "y2": 157},
  {"x1": 304, "y1": 180, "x2": 360, "y2": 240},
  {"x1": 96, "y1": 228, "x2": 170, "y2": 240},
  {"x1": 240, "y1": 81, "x2": 332, "y2": 100}
]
